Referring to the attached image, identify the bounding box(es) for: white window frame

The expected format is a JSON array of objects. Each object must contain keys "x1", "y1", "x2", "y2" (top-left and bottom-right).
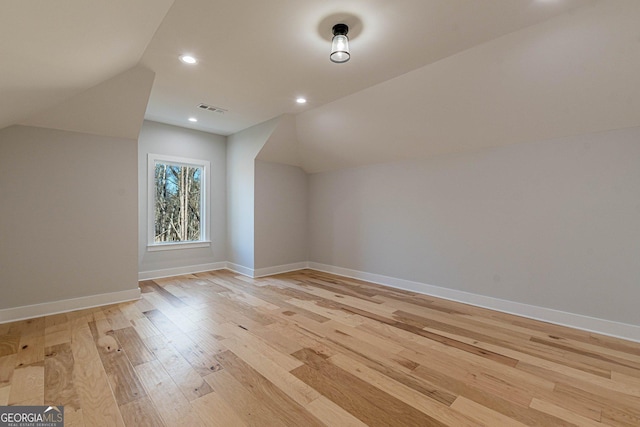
[{"x1": 147, "y1": 153, "x2": 210, "y2": 251}]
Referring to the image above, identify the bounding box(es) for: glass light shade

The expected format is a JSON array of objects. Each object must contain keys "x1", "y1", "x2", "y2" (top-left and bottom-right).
[{"x1": 330, "y1": 34, "x2": 350, "y2": 63}]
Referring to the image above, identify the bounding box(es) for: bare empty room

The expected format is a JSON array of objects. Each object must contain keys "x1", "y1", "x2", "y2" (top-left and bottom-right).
[{"x1": 1, "y1": 1, "x2": 639, "y2": 426}]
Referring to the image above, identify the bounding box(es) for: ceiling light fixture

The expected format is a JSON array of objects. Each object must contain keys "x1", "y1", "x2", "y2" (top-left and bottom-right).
[
  {"x1": 296, "y1": 97, "x2": 307, "y2": 104},
  {"x1": 179, "y1": 54, "x2": 198, "y2": 64},
  {"x1": 188, "y1": 117, "x2": 198, "y2": 122},
  {"x1": 330, "y1": 23, "x2": 350, "y2": 63}
]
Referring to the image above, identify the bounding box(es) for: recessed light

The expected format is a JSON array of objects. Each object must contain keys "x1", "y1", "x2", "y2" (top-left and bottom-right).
[
  {"x1": 296, "y1": 97, "x2": 307, "y2": 104},
  {"x1": 188, "y1": 117, "x2": 198, "y2": 122},
  {"x1": 180, "y1": 55, "x2": 198, "y2": 64}
]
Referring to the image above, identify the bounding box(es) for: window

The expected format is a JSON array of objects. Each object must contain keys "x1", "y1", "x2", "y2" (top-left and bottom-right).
[{"x1": 148, "y1": 154, "x2": 210, "y2": 250}]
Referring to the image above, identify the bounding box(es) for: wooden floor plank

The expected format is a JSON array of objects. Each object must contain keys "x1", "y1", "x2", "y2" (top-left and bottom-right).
[
  {"x1": 291, "y1": 348, "x2": 448, "y2": 427},
  {"x1": 62, "y1": 408, "x2": 85, "y2": 427},
  {"x1": 221, "y1": 335, "x2": 320, "y2": 406},
  {"x1": 412, "y1": 363, "x2": 571, "y2": 427},
  {"x1": 203, "y1": 368, "x2": 291, "y2": 427},
  {"x1": 0, "y1": 335, "x2": 20, "y2": 357},
  {"x1": 15, "y1": 331, "x2": 45, "y2": 367},
  {"x1": 451, "y1": 396, "x2": 531, "y2": 427},
  {"x1": 135, "y1": 359, "x2": 204, "y2": 427},
  {"x1": 142, "y1": 334, "x2": 214, "y2": 402},
  {"x1": 185, "y1": 328, "x2": 227, "y2": 356},
  {"x1": 163, "y1": 332, "x2": 223, "y2": 377},
  {"x1": 69, "y1": 319, "x2": 125, "y2": 427},
  {"x1": 119, "y1": 396, "x2": 166, "y2": 427},
  {"x1": 129, "y1": 317, "x2": 162, "y2": 339},
  {"x1": 8, "y1": 317, "x2": 44, "y2": 337},
  {"x1": 305, "y1": 395, "x2": 369, "y2": 427},
  {"x1": 8, "y1": 362, "x2": 44, "y2": 405},
  {"x1": 328, "y1": 352, "x2": 482, "y2": 426},
  {"x1": 213, "y1": 350, "x2": 324, "y2": 426},
  {"x1": 0, "y1": 353, "x2": 16, "y2": 386},
  {"x1": 553, "y1": 381, "x2": 640, "y2": 426},
  {"x1": 88, "y1": 321, "x2": 147, "y2": 406},
  {"x1": 112, "y1": 327, "x2": 155, "y2": 366},
  {"x1": 0, "y1": 385, "x2": 10, "y2": 406},
  {"x1": 140, "y1": 280, "x2": 188, "y2": 309},
  {"x1": 219, "y1": 326, "x2": 303, "y2": 372},
  {"x1": 103, "y1": 306, "x2": 133, "y2": 331},
  {"x1": 44, "y1": 343, "x2": 81, "y2": 410},
  {"x1": 191, "y1": 390, "x2": 248, "y2": 427},
  {"x1": 529, "y1": 397, "x2": 605, "y2": 427},
  {"x1": 0, "y1": 268, "x2": 639, "y2": 426},
  {"x1": 45, "y1": 321, "x2": 71, "y2": 348}
]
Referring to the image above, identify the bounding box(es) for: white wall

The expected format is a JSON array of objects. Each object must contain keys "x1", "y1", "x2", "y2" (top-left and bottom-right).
[
  {"x1": 0, "y1": 125, "x2": 138, "y2": 309},
  {"x1": 309, "y1": 127, "x2": 640, "y2": 326},
  {"x1": 138, "y1": 120, "x2": 227, "y2": 276},
  {"x1": 226, "y1": 118, "x2": 278, "y2": 270},
  {"x1": 255, "y1": 160, "x2": 308, "y2": 270}
]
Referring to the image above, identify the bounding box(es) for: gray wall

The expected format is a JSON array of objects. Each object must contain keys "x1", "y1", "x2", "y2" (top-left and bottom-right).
[
  {"x1": 0, "y1": 125, "x2": 138, "y2": 308},
  {"x1": 226, "y1": 118, "x2": 278, "y2": 269},
  {"x1": 138, "y1": 120, "x2": 227, "y2": 274},
  {"x1": 308, "y1": 127, "x2": 640, "y2": 325},
  {"x1": 255, "y1": 160, "x2": 308, "y2": 269}
]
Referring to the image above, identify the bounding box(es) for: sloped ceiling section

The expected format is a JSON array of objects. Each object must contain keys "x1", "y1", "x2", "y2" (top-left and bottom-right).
[
  {"x1": 256, "y1": 115, "x2": 301, "y2": 167},
  {"x1": 0, "y1": 0, "x2": 173, "y2": 131},
  {"x1": 21, "y1": 66, "x2": 156, "y2": 140},
  {"x1": 140, "y1": 0, "x2": 593, "y2": 135},
  {"x1": 296, "y1": 0, "x2": 640, "y2": 173}
]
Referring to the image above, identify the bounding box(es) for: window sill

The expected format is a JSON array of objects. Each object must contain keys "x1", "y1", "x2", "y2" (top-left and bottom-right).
[{"x1": 147, "y1": 241, "x2": 211, "y2": 252}]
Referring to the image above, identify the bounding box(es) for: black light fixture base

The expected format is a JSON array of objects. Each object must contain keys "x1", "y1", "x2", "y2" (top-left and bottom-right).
[{"x1": 332, "y1": 23, "x2": 349, "y2": 36}]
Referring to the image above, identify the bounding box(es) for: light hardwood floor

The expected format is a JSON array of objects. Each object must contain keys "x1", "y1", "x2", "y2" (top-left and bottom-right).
[{"x1": 1, "y1": 269, "x2": 639, "y2": 426}]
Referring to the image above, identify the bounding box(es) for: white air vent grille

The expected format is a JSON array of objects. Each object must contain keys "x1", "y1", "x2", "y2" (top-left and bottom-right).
[{"x1": 197, "y1": 103, "x2": 227, "y2": 114}]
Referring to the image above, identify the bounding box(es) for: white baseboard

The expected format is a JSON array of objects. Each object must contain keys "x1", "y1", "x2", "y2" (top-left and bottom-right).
[
  {"x1": 225, "y1": 262, "x2": 255, "y2": 278},
  {"x1": 307, "y1": 262, "x2": 640, "y2": 343},
  {"x1": 253, "y1": 262, "x2": 309, "y2": 278},
  {"x1": 0, "y1": 288, "x2": 141, "y2": 324},
  {"x1": 138, "y1": 262, "x2": 227, "y2": 280},
  {"x1": 226, "y1": 261, "x2": 309, "y2": 278},
  {"x1": 143, "y1": 261, "x2": 309, "y2": 279},
  {"x1": 33, "y1": 260, "x2": 630, "y2": 343}
]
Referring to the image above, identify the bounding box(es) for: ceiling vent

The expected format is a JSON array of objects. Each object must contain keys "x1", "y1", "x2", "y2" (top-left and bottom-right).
[{"x1": 197, "y1": 103, "x2": 227, "y2": 114}]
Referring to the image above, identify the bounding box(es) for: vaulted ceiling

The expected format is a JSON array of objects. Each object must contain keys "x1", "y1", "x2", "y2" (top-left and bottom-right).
[
  {"x1": 0, "y1": 0, "x2": 173, "y2": 131},
  {"x1": 4, "y1": 0, "x2": 639, "y2": 173}
]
